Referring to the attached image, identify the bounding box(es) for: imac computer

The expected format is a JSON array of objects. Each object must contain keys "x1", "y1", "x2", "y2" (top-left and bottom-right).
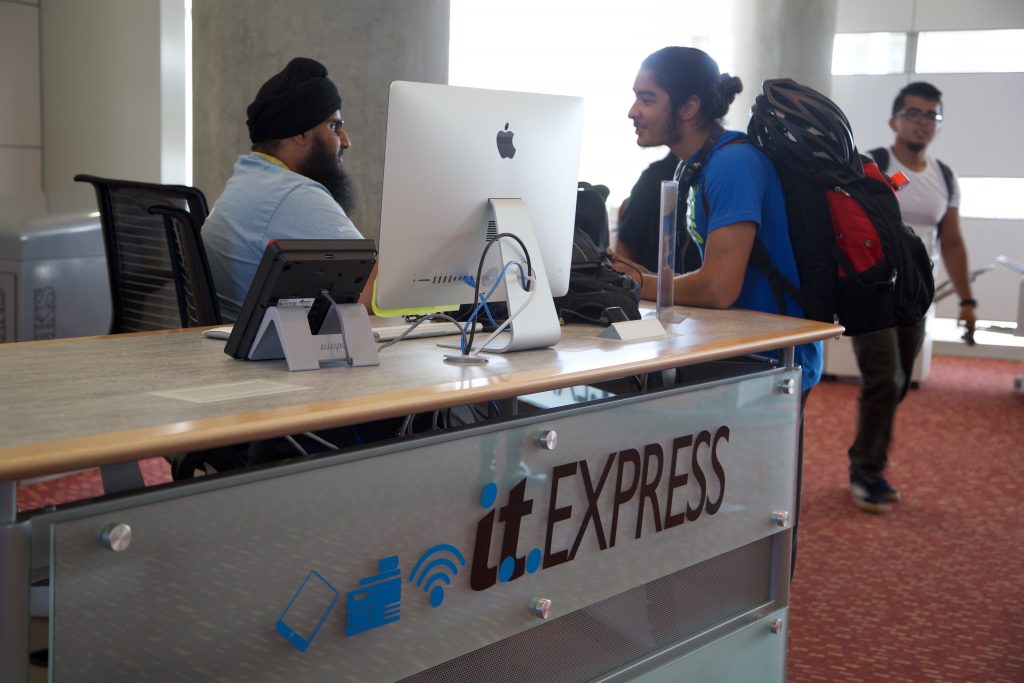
[{"x1": 373, "y1": 81, "x2": 584, "y2": 360}]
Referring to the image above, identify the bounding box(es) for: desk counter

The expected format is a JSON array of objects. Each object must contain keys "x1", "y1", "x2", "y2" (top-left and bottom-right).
[{"x1": 0, "y1": 308, "x2": 837, "y2": 480}]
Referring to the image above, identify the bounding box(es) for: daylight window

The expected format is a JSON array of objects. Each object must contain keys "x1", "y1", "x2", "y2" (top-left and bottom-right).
[
  {"x1": 449, "y1": 0, "x2": 735, "y2": 207},
  {"x1": 916, "y1": 30, "x2": 1024, "y2": 74},
  {"x1": 958, "y1": 178, "x2": 1024, "y2": 221},
  {"x1": 832, "y1": 33, "x2": 906, "y2": 75}
]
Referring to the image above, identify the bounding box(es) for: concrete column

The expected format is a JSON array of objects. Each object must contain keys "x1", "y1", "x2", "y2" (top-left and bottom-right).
[
  {"x1": 40, "y1": 0, "x2": 187, "y2": 212},
  {"x1": 192, "y1": 0, "x2": 450, "y2": 241},
  {"x1": 728, "y1": 0, "x2": 838, "y2": 130}
]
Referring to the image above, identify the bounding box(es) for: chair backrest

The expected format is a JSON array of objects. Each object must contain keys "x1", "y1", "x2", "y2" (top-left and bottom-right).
[
  {"x1": 149, "y1": 205, "x2": 223, "y2": 327},
  {"x1": 74, "y1": 174, "x2": 211, "y2": 333}
]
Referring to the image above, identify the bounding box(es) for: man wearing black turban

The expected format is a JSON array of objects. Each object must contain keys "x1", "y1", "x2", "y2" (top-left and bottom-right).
[{"x1": 203, "y1": 57, "x2": 365, "y2": 321}]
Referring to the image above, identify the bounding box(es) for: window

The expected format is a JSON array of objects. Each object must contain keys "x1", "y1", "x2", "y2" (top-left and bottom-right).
[
  {"x1": 831, "y1": 33, "x2": 907, "y2": 75},
  {"x1": 916, "y1": 29, "x2": 1024, "y2": 74},
  {"x1": 449, "y1": 0, "x2": 735, "y2": 208},
  {"x1": 958, "y1": 178, "x2": 1024, "y2": 221}
]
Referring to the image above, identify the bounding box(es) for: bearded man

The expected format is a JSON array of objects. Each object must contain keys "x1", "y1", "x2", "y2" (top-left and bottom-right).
[{"x1": 202, "y1": 57, "x2": 364, "y2": 321}]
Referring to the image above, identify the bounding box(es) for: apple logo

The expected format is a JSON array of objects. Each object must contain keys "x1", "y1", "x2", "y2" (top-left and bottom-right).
[{"x1": 496, "y1": 122, "x2": 516, "y2": 159}]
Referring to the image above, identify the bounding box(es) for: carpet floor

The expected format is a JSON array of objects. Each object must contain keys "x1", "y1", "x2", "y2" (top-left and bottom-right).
[{"x1": 789, "y1": 355, "x2": 1024, "y2": 682}]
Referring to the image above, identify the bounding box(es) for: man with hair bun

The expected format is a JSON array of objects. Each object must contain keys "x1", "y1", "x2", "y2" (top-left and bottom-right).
[
  {"x1": 613, "y1": 46, "x2": 822, "y2": 570},
  {"x1": 203, "y1": 57, "x2": 366, "y2": 321},
  {"x1": 616, "y1": 46, "x2": 822, "y2": 392}
]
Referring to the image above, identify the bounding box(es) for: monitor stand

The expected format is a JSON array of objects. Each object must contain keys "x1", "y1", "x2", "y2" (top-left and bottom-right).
[
  {"x1": 249, "y1": 302, "x2": 379, "y2": 371},
  {"x1": 465, "y1": 198, "x2": 561, "y2": 357}
]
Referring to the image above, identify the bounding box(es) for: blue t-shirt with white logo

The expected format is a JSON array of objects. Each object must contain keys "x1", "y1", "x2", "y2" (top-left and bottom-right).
[{"x1": 686, "y1": 131, "x2": 823, "y2": 390}]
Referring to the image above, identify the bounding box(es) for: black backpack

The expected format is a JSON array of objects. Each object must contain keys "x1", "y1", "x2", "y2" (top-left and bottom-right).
[
  {"x1": 574, "y1": 181, "x2": 611, "y2": 252},
  {"x1": 743, "y1": 79, "x2": 935, "y2": 336},
  {"x1": 553, "y1": 228, "x2": 642, "y2": 324}
]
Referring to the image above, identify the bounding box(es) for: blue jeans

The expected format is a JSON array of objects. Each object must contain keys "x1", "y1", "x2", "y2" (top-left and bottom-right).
[{"x1": 847, "y1": 318, "x2": 926, "y2": 480}]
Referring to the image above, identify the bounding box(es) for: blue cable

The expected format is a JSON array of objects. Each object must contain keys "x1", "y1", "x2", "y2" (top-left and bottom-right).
[{"x1": 460, "y1": 261, "x2": 527, "y2": 353}]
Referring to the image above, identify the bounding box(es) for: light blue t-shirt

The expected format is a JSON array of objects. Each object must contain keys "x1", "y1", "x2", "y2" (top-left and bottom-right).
[
  {"x1": 202, "y1": 153, "x2": 363, "y2": 321},
  {"x1": 686, "y1": 131, "x2": 823, "y2": 390}
]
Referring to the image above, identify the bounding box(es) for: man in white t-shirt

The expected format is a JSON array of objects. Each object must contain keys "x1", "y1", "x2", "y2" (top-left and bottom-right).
[{"x1": 847, "y1": 81, "x2": 977, "y2": 513}]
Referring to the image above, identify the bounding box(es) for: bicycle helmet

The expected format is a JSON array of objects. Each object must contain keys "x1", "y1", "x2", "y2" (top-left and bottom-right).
[{"x1": 747, "y1": 78, "x2": 864, "y2": 185}]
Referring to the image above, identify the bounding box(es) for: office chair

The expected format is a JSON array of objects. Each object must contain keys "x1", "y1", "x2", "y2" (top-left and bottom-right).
[
  {"x1": 74, "y1": 175, "x2": 213, "y2": 494},
  {"x1": 74, "y1": 174, "x2": 212, "y2": 333},
  {"x1": 149, "y1": 205, "x2": 223, "y2": 327}
]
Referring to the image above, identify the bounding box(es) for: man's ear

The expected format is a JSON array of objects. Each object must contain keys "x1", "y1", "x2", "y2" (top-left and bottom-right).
[
  {"x1": 678, "y1": 95, "x2": 702, "y2": 125},
  {"x1": 888, "y1": 116, "x2": 898, "y2": 133},
  {"x1": 291, "y1": 128, "x2": 315, "y2": 149}
]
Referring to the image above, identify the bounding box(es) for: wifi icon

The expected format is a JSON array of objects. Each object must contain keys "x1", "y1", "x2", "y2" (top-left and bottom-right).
[{"x1": 408, "y1": 543, "x2": 466, "y2": 608}]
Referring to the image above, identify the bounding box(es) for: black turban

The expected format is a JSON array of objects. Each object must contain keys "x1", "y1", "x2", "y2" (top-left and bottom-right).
[{"x1": 246, "y1": 57, "x2": 342, "y2": 143}]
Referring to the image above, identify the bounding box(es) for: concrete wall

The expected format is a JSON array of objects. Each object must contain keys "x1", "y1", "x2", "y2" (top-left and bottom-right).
[
  {"x1": 0, "y1": 0, "x2": 42, "y2": 201},
  {"x1": 39, "y1": 0, "x2": 189, "y2": 213},
  {"x1": 731, "y1": 0, "x2": 838, "y2": 130},
  {"x1": 192, "y1": 0, "x2": 450, "y2": 242}
]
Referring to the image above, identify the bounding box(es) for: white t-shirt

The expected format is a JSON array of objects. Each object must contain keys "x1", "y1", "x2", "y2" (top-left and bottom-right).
[{"x1": 884, "y1": 149, "x2": 960, "y2": 256}]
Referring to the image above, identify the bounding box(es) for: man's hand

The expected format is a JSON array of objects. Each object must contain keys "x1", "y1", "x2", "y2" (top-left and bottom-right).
[{"x1": 959, "y1": 301, "x2": 977, "y2": 345}]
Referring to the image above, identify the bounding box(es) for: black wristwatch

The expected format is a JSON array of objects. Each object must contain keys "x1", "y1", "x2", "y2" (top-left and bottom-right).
[{"x1": 959, "y1": 298, "x2": 977, "y2": 307}]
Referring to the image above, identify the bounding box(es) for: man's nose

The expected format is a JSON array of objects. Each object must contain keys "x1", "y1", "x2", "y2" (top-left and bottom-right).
[{"x1": 339, "y1": 129, "x2": 351, "y2": 149}]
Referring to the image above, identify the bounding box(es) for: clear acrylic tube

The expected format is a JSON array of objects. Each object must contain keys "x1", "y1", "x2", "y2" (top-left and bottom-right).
[{"x1": 656, "y1": 180, "x2": 678, "y2": 323}]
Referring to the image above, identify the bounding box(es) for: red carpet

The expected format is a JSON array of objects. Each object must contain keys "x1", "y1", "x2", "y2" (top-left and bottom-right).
[
  {"x1": 17, "y1": 355, "x2": 1024, "y2": 680},
  {"x1": 18, "y1": 458, "x2": 171, "y2": 511},
  {"x1": 790, "y1": 355, "x2": 1024, "y2": 682}
]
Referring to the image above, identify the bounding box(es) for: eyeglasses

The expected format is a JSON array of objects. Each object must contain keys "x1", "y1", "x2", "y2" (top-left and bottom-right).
[
  {"x1": 326, "y1": 119, "x2": 346, "y2": 134},
  {"x1": 896, "y1": 108, "x2": 943, "y2": 124}
]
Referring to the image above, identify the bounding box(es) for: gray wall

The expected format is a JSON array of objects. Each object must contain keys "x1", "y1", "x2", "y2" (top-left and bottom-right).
[
  {"x1": 0, "y1": 0, "x2": 42, "y2": 201},
  {"x1": 192, "y1": 0, "x2": 450, "y2": 242},
  {"x1": 730, "y1": 0, "x2": 838, "y2": 130},
  {"x1": 39, "y1": 0, "x2": 189, "y2": 213}
]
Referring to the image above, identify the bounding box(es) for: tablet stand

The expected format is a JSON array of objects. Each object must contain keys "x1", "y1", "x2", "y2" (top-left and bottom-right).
[
  {"x1": 474, "y1": 198, "x2": 561, "y2": 354},
  {"x1": 248, "y1": 303, "x2": 379, "y2": 371}
]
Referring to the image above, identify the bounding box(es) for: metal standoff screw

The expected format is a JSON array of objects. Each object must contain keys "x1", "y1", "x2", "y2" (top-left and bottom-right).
[
  {"x1": 536, "y1": 430, "x2": 558, "y2": 450},
  {"x1": 770, "y1": 510, "x2": 789, "y2": 528},
  {"x1": 770, "y1": 618, "x2": 784, "y2": 635},
  {"x1": 99, "y1": 522, "x2": 132, "y2": 552},
  {"x1": 531, "y1": 597, "x2": 553, "y2": 620},
  {"x1": 777, "y1": 378, "x2": 796, "y2": 395}
]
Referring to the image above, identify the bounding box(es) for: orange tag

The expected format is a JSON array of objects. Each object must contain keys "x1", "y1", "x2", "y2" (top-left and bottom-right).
[{"x1": 888, "y1": 171, "x2": 910, "y2": 191}]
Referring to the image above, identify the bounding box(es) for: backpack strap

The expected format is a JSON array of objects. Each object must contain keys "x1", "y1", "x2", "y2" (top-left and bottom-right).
[
  {"x1": 670, "y1": 126, "x2": 724, "y2": 272},
  {"x1": 695, "y1": 136, "x2": 802, "y2": 317},
  {"x1": 748, "y1": 239, "x2": 801, "y2": 316},
  {"x1": 935, "y1": 158, "x2": 955, "y2": 237},
  {"x1": 868, "y1": 147, "x2": 889, "y2": 172},
  {"x1": 936, "y1": 158, "x2": 954, "y2": 204}
]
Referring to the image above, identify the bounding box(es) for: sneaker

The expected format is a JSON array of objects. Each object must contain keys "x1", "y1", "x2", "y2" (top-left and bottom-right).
[
  {"x1": 871, "y1": 476, "x2": 901, "y2": 503},
  {"x1": 850, "y1": 475, "x2": 892, "y2": 513}
]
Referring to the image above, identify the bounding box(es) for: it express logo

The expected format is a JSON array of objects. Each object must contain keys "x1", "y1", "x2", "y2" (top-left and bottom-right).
[
  {"x1": 469, "y1": 426, "x2": 730, "y2": 591},
  {"x1": 276, "y1": 425, "x2": 730, "y2": 652}
]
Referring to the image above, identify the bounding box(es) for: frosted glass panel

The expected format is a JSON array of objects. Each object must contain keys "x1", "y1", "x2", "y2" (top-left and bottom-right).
[
  {"x1": 832, "y1": 33, "x2": 907, "y2": 75},
  {"x1": 959, "y1": 178, "x2": 1024, "y2": 220},
  {"x1": 916, "y1": 30, "x2": 1024, "y2": 73}
]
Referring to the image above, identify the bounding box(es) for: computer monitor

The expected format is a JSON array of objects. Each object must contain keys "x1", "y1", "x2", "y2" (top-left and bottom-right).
[
  {"x1": 225, "y1": 239, "x2": 377, "y2": 365},
  {"x1": 374, "y1": 81, "x2": 584, "y2": 355}
]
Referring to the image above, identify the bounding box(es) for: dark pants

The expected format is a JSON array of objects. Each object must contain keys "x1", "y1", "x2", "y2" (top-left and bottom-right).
[{"x1": 847, "y1": 318, "x2": 926, "y2": 480}]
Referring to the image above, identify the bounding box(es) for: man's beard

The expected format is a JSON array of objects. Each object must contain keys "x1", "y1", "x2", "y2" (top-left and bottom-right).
[
  {"x1": 299, "y1": 136, "x2": 356, "y2": 214},
  {"x1": 906, "y1": 142, "x2": 925, "y2": 154}
]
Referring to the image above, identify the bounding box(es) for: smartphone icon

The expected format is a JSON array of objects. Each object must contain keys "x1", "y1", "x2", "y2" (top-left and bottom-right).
[{"x1": 276, "y1": 570, "x2": 339, "y2": 652}]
